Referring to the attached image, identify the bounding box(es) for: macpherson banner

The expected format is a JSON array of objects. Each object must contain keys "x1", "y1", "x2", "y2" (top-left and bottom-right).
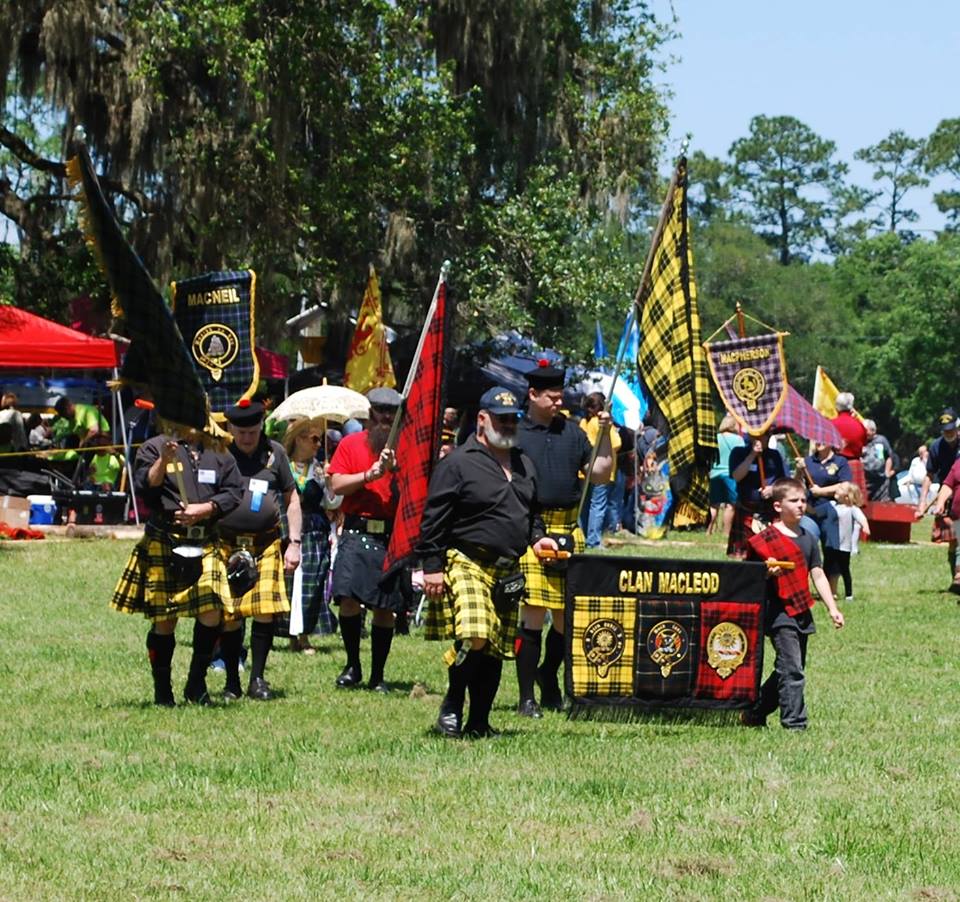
[
  {"x1": 704, "y1": 333, "x2": 789, "y2": 436},
  {"x1": 170, "y1": 270, "x2": 259, "y2": 413},
  {"x1": 565, "y1": 554, "x2": 767, "y2": 710}
]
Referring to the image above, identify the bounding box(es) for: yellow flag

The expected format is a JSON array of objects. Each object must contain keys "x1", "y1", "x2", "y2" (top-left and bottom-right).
[
  {"x1": 344, "y1": 266, "x2": 396, "y2": 393},
  {"x1": 813, "y1": 366, "x2": 840, "y2": 419}
]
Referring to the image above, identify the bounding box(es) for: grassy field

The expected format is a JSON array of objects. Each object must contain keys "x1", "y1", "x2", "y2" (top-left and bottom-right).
[{"x1": 1, "y1": 526, "x2": 959, "y2": 900}]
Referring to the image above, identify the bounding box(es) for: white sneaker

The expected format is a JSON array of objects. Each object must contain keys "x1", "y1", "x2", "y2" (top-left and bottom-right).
[{"x1": 845, "y1": 595, "x2": 854, "y2": 603}]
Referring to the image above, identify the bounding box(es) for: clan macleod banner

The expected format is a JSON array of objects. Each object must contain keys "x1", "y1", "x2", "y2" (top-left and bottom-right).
[
  {"x1": 565, "y1": 555, "x2": 767, "y2": 710},
  {"x1": 704, "y1": 333, "x2": 788, "y2": 435},
  {"x1": 171, "y1": 270, "x2": 260, "y2": 413}
]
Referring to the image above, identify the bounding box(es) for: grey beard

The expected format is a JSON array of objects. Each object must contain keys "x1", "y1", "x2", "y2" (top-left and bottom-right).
[{"x1": 483, "y1": 421, "x2": 516, "y2": 450}]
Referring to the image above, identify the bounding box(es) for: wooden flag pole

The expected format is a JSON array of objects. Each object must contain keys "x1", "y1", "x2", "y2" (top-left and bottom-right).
[
  {"x1": 384, "y1": 261, "x2": 450, "y2": 455},
  {"x1": 736, "y1": 301, "x2": 767, "y2": 487}
]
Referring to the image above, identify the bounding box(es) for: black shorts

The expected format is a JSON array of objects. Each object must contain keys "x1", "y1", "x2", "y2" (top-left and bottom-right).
[
  {"x1": 331, "y1": 530, "x2": 403, "y2": 611},
  {"x1": 822, "y1": 547, "x2": 849, "y2": 577}
]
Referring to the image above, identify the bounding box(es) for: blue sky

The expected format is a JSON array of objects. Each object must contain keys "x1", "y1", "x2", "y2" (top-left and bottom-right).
[{"x1": 649, "y1": 0, "x2": 960, "y2": 232}]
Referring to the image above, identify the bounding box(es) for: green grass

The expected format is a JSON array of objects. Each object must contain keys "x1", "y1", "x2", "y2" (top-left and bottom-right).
[{"x1": 1, "y1": 527, "x2": 959, "y2": 900}]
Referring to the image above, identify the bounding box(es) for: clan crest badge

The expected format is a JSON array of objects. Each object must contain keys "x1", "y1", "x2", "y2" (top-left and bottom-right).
[
  {"x1": 647, "y1": 619, "x2": 689, "y2": 677},
  {"x1": 583, "y1": 618, "x2": 626, "y2": 679},
  {"x1": 705, "y1": 621, "x2": 748, "y2": 679}
]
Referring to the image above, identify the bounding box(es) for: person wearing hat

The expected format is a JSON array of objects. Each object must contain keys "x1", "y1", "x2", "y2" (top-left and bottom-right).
[
  {"x1": 919, "y1": 409, "x2": 960, "y2": 578},
  {"x1": 512, "y1": 360, "x2": 613, "y2": 718},
  {"x1": 419, "y1": 386, "x2": 551, "y2": 737},
  {"x1": 110, "y1": 429, "x2": 244, "y2": 706},
  {"x1": 215, "y1": 398, "x2": 301, "y2": 700},
  {"x1": 327, "y1": 386, "x2": 403, "y2": 691}
]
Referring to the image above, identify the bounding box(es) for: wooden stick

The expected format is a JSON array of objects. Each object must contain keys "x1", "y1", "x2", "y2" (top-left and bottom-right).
[
  {"x1": 785, "y1": 433, "x2": 814, "y2": 488},
  {"x1": 765, "y1": 559, "x2": 796, "y2": 571}
]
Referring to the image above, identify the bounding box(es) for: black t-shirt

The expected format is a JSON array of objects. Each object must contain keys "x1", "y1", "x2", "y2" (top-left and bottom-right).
[
  {"x1": 515, "y1": 414, "x2": 592, "y2": 508},
  {"x1": 767, "y1": 526, "x2": 819, "y2": 635},
  {"x1": 927, "y1": 435, "x2": 960, "y2": 482},
  {"x1": 219, "y1": 438, "x2": 295, "y2": 533},
  {"x1": 729, "y1": 446, "x2": 787, "y2": 505}
]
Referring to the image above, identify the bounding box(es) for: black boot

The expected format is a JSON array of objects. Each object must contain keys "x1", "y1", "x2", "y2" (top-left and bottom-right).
[
  {"x1": 950, "y1": 544, "x2": 958, "y2": 584},
  {"x1": 368, "y1": 624, "x2": 394, "y2": 692},
  {"x1": 247, "y1": 620, "x2": 275, "y2": 700},
  {"x1": 536, "y1": 627, "x2": 565, "y2": 711},
  {"x1": 436, "y1": 646, "x2": 481, "y2": 738},
  {"x1": 336, "y1": 613, "x2": 363, "y2": 687},
  {"x1": 464, "y1": 654, "x2": 503, "y2": 738},
  {"x1": 184, "y1": 620, "x2": 219, "y2": 705},
  {"x1": 219, "y1": 627, "x2": 244, "y2": 700},
  {"x1": 146, "y1": 630, "x2": 175, "y2": 707},
  {"x1": 515, "y1": 627, "x2": 543, "y2": 718}
]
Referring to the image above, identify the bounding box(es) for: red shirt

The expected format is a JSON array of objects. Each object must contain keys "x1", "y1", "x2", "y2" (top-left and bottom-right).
[
  {"x1": 943, "y1": 459, "x2": 960, "y2": 519},
  {"x1": 832, "y1": 411, "x2": 867, "y2": 459},
  {"x1": 328, "y1": 431, "x2": 396, "y2": 518}
]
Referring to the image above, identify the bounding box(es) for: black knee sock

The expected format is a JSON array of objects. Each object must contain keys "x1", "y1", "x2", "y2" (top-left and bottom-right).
[
  {"x1": 339, "y1": 613, "x2": 362, "y2": 671},
  {"x1": 515, "y1": 627, "x2": 542, "y2": 703},
  {"x1": 369, "y1": 624, "x2": 394, "y2": 685},
  {"x1": 220, "y1": 628, "x2": 244, "y2": 694},
  {"x1": 442, "y1": 646, "x2": 482, "y2": 716},
  {"x1": 185, "y1": 621, "x2": 219, "y2": 699},
  {"x1": 250, "y1": 620, "x2": 274, "y2": 682},
  {"x1": 146, "y1": 631, "x2": 175, "y2": 704},
  {"x1": 541, "y1": 627, "x2": 565, "y2": 677},
  {"x1": 950, "y1": 545, "x2": 957, "y2": 579},
  {"x1": 466, "y1": 654, "x2": 503, "y2": 730}
]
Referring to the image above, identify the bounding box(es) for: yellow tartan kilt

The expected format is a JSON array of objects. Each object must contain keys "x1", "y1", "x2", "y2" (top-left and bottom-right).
[
  {"x1": 519, "y1": 506, "x2": 584, "y2": 610},
  {"x1": 423, "y1": 549, "x2": 520, "y2": 663},
  {"x1": 110, "y1": 527, "x2": 227, "y2": 622},
  {"x1": 219, "y1": 537, "x2": 291, "y2": 622}
]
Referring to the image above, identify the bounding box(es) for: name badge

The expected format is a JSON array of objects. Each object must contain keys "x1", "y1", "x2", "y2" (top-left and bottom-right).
[
  {"x1": 248, "y1": 478, "x2": 269, "y2": 494},
  {"x1": 197, "y1": 468, "x2": 217, "y2": 485}
]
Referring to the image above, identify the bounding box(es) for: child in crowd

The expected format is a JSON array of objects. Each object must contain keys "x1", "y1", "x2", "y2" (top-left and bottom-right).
[
  {"x1": 744, "y1": 478, "x2": 845, "y2": 730},
  {"x1": 830, "y1": 481, "x2": 870, "y2": 602},
  {"x1": 83, "y1": 434, "x2": 124, "y2": 491}
]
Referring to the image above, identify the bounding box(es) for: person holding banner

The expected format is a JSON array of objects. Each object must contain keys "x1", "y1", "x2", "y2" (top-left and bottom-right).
[
  {"x1": 419, "y1": 387, "x2": 552, "y2": 738},
  {"x1": 727, "y1": 431, "x2": 787, "y2": 559},
  {"x1": 217, "y1": 400, "x2": 300, "y2": 701},
  {"x1": 328, "y1": 387, "x2": 402, "y2": 692},
  {"x1": 514, "y1": 362, "x2": 612, "y2": 718},
  {"x1": 110, "y1": 433, "x2": 243, "y2": 706}
]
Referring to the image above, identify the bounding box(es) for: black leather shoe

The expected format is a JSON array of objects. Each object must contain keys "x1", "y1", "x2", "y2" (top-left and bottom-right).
[
  {"x1": 183, "y1": 684, "x2": 212, "y2": 706},
  {"x1": 153, "y1": 686, "x2": 176, "y2": 707},
  {"x1": 435, "y1": 709, "x2": 462, "y2": 738},
  {"x1": 517, "y1": 698, "x2": 543, "y2": 719},
  {"x1": 536, "y1": 668, "x2": 564, "y2": 711},
  {"x1": 247, "y1": 677, "x2": 273, "y2": 701},
  {"x1": 335, "y1": 665, "x2": 363, "y2": 688},
  {"x1": 368, "y1": 680, "x2": 390, "y2": 694},
  {"x1": 463, "y1": 722, "x2": 501, "y2": 739},
  {"x1": 222, "y1": 689, "x2": 242, "y2": 702}
]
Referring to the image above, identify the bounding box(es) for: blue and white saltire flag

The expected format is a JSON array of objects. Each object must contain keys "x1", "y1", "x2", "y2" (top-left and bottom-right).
[
  {"x1": 593, "y1": 320, "x2": 607, "y2": 363},
  {"x1": 610, "y1": 315, "x2": 647, "y2": 431}
]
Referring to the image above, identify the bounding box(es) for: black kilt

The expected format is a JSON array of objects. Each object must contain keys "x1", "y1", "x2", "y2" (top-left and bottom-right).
[{"x1": 331, "y1": 530, "x2": 403, "y2": 611}]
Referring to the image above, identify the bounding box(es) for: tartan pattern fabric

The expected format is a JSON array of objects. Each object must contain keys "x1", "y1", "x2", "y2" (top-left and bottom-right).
[
  {"x1": 726, "y1": 500, "x2": 767, "y2": 559},
  {"x1": 747, "y1": 525, "x2": 815, "y2": 617},
  {"x1": 219, "y1": 536, "x2": 291, "y2": 622},
  {"x1": 66, "y1": 145, "x2": 226, "y2": 444},
  {"x1": 382, "y1": 277, "x2": 449, "y2": 579},
  {"x1": 171, "y1": 270, "x2": 259, "y2": 414},
  {"x1": 635, "y1": 598, "x2": 698, "y2": 699},
  {"x1": 931, "y1": 513, "x2": 953, "y2": 544},
  {"x1": 774, "y1": 386, "x2": 843, "y2": 448},
  {"x1": 705, "y1": 333, "x2": 789, "y2": 436},
  {"x1": 848, "y1": 458, "x2": 868, "y2": 500},
  {"x1": 423, "y1": 549, "x2": 520, "y2": 663},
  {"x1": 568, "y1": 595, "x2": 636, "y2": 698},
  {"x1": 110, "y1": 525, "x2": 227, "y2": 621},
  {"x1": 519, "y1": 506, "x2": 583, "y2": 610},
  {"x1": 636, "y1": 157, "x2": 716, "y2": 519},
  {"x1": 288, "y1": 513, "x2": 336, "y2": 634},
  {"x1": 694, "y1": 600, "x2": 763, "y2": 704}
]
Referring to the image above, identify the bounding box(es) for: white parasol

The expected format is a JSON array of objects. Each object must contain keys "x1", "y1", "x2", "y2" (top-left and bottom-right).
[{"x1": 268, "y1": 384, "x2": 370, "y2": 424}]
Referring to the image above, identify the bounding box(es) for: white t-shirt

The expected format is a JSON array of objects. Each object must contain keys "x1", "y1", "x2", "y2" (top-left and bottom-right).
[{"x1": 834, "y1": 501, "x2": 870, "y2": 553}]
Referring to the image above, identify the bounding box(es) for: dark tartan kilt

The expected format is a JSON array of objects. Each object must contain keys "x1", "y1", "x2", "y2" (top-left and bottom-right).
[
  {"x1": 331, "y1": 530, "x2": 403, "y2": 611},
  {"x1": 519, "y1": 506, "x2": 584, "y2": 610},
  {"x1": 279, "y1": 514, "x2": 336, "y2": 636},
  {"x1": 110, "y1": 525, "x2": 227, "y2": 622},
  {"x1": 219, "y1": 535, "x2": 290, "y2": 622},
  {"x1": 846, "y1": 458, "x2": 867, "y2": 500},
  {"x1": 932, "y1": 514, "x2": 955, "y2": 544},
  {"x1": 726, "y1": 501, "x2": 767, "y2": 559},
  {"x1": 423, "y1": 549, "x2": 520, "y2": 664}
]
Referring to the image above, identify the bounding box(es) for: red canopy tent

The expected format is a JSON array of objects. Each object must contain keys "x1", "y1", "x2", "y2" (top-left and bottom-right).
[{"x1": 0, "y1": 305, "x2": 118, "y2": 369}]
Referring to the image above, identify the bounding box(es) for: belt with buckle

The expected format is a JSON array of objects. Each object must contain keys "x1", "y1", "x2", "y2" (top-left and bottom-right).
[
  {"x1": 149, "y1": 519, "x2": 208, "y2": 543},
  {"x1": 343, "y1": 514, "x2": 392, "y2": 536},
  {"x1": 218, "y1": 526, "x2": 280, "y2": 548}
]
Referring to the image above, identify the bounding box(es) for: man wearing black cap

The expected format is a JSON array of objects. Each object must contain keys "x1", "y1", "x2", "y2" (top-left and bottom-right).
[
  {"x1": 513, "y1": 360, "x2": 613, "y2": 718},
  {"x1": 919, "y1": 409, "x2": 960, "y2": 579},
  {"x1": 217, "y1": 398, "x2": 302, "y2": 700},
  {"x1": 328, "y1": 386, "x2": 402, "y2": 691},
  {"x1": 419, "y1": 386, "x2": 552, "y2": 737},
  {"x1": 110, "y1": 430, "x2": 244, "y2": 706}
]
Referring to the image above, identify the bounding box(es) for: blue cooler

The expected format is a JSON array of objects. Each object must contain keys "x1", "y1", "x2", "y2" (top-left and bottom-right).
[{"x1": 27, "y1": 495, "x2": 57, "y2": 525}]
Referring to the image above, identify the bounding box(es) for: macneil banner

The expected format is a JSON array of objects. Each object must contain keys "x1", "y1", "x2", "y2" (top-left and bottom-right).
[{"x1": 565, "y1": 554, "x2": 767, "y2": 710}]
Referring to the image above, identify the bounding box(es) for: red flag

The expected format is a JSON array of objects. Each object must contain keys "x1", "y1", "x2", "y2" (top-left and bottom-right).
[{"x1": 382, "y1": 281, "x2": 448, "y2": 579}]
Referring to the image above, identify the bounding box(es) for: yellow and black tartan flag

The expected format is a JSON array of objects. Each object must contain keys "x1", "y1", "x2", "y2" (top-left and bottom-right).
[
  {"x1": 636, "y1": 156, "x2": 716, "y2": 523},
  {"x1": 66, "y1": 139, "x2": 227, "y2": 444}
]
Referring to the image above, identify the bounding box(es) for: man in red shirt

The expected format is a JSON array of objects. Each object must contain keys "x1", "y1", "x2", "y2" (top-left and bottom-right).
[
  {"x1": 328, "y1": 387, "x2": 401, "y2": 690},
  {"x1": 831, "y1": 391, "x2": 868, "y2": 497}
]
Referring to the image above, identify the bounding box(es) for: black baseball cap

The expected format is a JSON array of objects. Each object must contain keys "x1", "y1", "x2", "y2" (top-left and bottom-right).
[
  {"x1": 479, "y1": 386, "x2": 522, "y2": 416},
  {"x1": 938, "y1": 409, "x2": 958, "y2": 433}
]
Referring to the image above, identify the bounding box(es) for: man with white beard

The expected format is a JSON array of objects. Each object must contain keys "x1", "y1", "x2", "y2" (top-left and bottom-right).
[{"x1": 419, "y1": 387, "x2": 554, "y2": 738}]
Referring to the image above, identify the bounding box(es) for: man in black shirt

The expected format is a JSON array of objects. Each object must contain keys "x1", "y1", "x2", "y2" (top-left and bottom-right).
[
  {"x1": 217, "y1": 400, "x2": 302, "y2": 701},
  {"x1": 110, "y1": 430, "x2": 244, "y2": 706},
  {"x1": 917, "y1": 409, "x2": 960, "y2": 577},
  {"x1": 419, "y1": 386, "x2": 552, "y2": 738},
  {"x1": 513, "y1": 362, "x2": 612, "y2": 717}
]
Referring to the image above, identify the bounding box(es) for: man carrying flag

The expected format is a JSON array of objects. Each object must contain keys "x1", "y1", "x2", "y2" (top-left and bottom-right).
[{"x1": 344, "y1": 266, "x2": 396, "y2": 394}]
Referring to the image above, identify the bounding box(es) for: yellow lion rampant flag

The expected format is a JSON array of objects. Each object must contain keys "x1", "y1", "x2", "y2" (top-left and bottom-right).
[
  {"x1": 813, "y1": 365, "x2": 840, "y2": 419},
  {"x1": 344, "y1": 265, "x2": 396, "y2": 393}
]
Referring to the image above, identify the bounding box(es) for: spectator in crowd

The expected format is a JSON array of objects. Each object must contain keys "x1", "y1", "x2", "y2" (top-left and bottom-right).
[
  {"x1": 831, "y1": 391, "x2": 868, "y2": 497},
  {"x1": 26, "y1": 413, "x2": 53, "y2": 449},
  {"x1": 84, "y1": 434, "x2": 124, "y2": 491},
  {"x1": 54, "y1": 395, "x2": 108, "y2": 446},
  {"x1": 918, "y1": 408, "x2": 960, "y2": 580},
  {"x1": 830, "y1": 481, "x2": 870, "y2": 602},
  {"x1": 707, "y1": 414, "x2": 744, "y2": 538},
  {"x1": 0, "y1": 392, "x2": 28, "y2": 451},
  {"x1": 899, "y1": 444, "x2": 930, "y2": 505},
  {"x1": 579, "y1": 392, "x2": 621, "y2": 548},
  {"x1": 862, "y1": 419, "x2": 899, "y2": 501}
]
